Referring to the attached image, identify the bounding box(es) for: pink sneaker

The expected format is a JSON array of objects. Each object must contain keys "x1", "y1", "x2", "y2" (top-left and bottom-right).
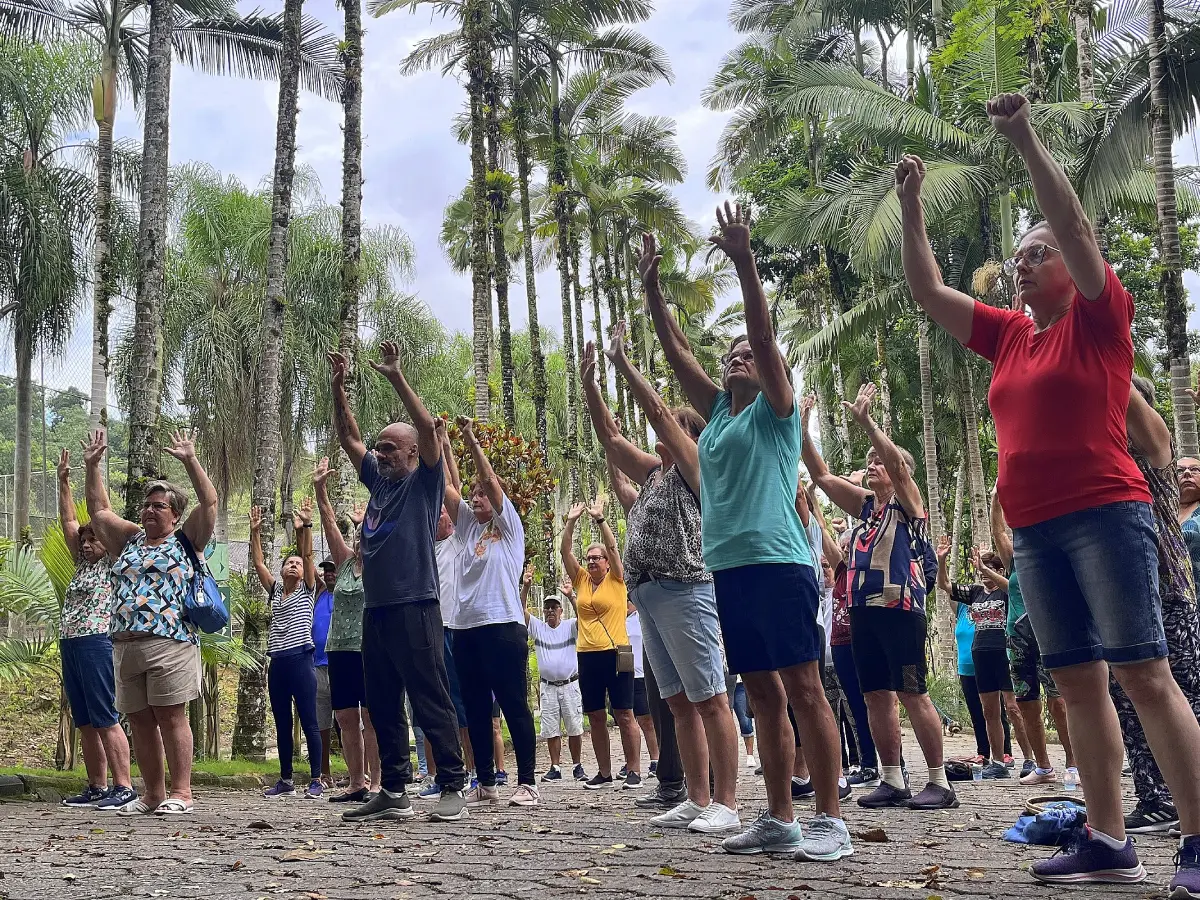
[{"x1": 508, "y1": 784, "x2": 540, "y2": 807}]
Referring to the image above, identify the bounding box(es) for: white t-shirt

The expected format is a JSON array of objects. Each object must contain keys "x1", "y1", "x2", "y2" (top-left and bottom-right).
[
  {"x1": 528, "y1": 616, "x2": 579, "y2": 682},
  {"x1": 626, "y1": 610, "x2": 644, "y2": 679},
  {"x1": 819, "y1": 587, "x2": 834, "y2": 667},
  {"x1": 447, "y1": 495, "x2": 526, "y2": 629},
  {"x1": 435, "y1": 531, "x2": 466, "y2": 626}
]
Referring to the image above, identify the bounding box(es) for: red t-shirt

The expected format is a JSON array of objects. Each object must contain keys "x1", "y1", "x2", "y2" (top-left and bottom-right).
[{"x1": 966, "y1": 263, "x2": 1150, "y2": 528}]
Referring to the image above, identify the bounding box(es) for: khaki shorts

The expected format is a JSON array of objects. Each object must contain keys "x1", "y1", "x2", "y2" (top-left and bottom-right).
[{"x1": 112, "y1": 634, "x2": 201, "y2": 713}]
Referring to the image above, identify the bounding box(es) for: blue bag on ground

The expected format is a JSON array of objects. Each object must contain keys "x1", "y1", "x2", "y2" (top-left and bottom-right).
[
  {"x1": 1004, "y1": 802, "x2": 1086, "y2": 845},
  {"x1": 176, "y1": 529, "x2": 229, "y2": 634}
]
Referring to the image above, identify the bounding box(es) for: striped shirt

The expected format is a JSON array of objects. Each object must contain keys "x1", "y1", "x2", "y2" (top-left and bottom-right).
[{"x1": 267, "y1": 580, "x2": 316, "y2": 657}]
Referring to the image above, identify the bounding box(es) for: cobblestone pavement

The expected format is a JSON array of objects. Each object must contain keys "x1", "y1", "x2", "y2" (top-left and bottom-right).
[{"x1": 0, "y1": 729, "x2": 1180, "y2": 900}]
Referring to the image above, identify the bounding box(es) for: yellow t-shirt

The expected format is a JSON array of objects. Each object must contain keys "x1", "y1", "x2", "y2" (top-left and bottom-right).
[{"x1": 573, "y1": 570, "x2": 629, "y2": 653}]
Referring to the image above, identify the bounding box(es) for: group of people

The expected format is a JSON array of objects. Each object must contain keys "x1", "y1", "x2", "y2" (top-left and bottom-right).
[{"x1": 46, "y1": 89, "x2": 1200, "y2": 895}]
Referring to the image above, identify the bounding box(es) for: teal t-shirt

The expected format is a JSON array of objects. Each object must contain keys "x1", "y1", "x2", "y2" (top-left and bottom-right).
[
  {"x1": 954, "y1": 602, "x2": 976, "y2": 676},
  {"x1": 697, "y1": 390, "x2": 811, "y2": 572},
  {"x1": 1006, "y1": 563, "x2": 1026, "y2": 632}
]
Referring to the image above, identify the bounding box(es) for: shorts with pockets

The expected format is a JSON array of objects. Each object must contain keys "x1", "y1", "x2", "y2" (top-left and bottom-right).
[
  {"x1": 849, "y1": 606, "x2": 928, "y2": 694},
  {"x1": 327, "y1": 650, "x2": 368, "y2": 711},
  {"x1": 539, "y1": 679, "x2": 583, "y2": 738},
  {"x1": 1007, "y1": 617, "x2": 1060, "y2": 702},
  {"x1": 112, "y1": 634, "x2": 201, "y2": 713},
  {"x1": 60, "y1": 634, "x2": 119, "y2": 729},
  {"x1": 630, "y1": 578, "x2": 725, "y2": 702},
  {"x1": 578, "y1": 649, "x2": 634, "y2": 713},
  {"x1": 714, "y1": 563, "x2": 821, "y2": 675}
]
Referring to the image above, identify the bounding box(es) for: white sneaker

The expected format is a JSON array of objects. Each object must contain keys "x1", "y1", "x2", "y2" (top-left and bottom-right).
[
  {"x1": 746, "y1": 754, "x2": 756, "y2": 768},
  {"x1": 649, "y1": 799, "x2": 707, "y2": 829},
  {"x1": 687, "y1": 801, "x2": 741, "y2": 834}
]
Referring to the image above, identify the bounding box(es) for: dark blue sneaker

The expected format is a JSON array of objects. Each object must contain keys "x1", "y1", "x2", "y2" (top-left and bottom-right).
[
  {"x1": 96, "y1": 785, "x2": 137, "y2": 811},
  {"x1": 264, "y1": 780, "x2": 296, "y2": 798},
  {"x1": 305, "y1": 780, "x2": 323, "y2": 799},
  {"x1": 495, "y1": 770, "x2": 508, "y2": 787},
  {"x1": 62, "y1": 785, "x2": 108, "y2": 807},
  {"x1": 1170, "y1": 835, "x2": 1200, "y2": 898},
  {"x1": 1030, "y1": 826, "x2": 1146, "y2": 884},
  {"x1": 417, "y1": 781, "x2": 442, "y2": 800},
  {"x1": 648, "y1": 761, "x2": 657, "y2": 778},
  {"x1": 791, "y1": 777, "x2": 815, "y2": 800},
  {"x1": 540, "y1": 766, "x2": 563, "y2": 782},
  {"x1": 1021, "y1": 759, "x2": 1036, "y2": 777},
  {"x1": 573, "y1": 764, "x2": 587, "y2": 781},
  {"x1": 982, "y1": 761, "x2": 1010, "y2": 779}
]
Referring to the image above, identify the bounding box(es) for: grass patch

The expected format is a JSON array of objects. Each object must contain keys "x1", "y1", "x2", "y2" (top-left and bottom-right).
[{"x1": 0, "y1": 756, "x2": 350, "y2": 781}]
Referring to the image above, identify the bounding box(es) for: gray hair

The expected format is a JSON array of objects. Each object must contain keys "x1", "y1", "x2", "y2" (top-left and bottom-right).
[
  {"x1": 144, "y1": 480, "x2": 189, "y2": 517},
  {"x1": 866, "y1": 445, "x2": 917, "y2": 474},
  {"x1": 1132, "y1": 374, "x2": 1156, "y2": 407}
]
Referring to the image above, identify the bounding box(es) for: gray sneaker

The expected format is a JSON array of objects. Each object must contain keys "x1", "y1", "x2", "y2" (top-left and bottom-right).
[
  {"x1": 341, "y1": 789, "x2": 414, "y2": 822},
  {"x1": 793, "y1": 813, "x2": 854, "y2": 862},
  {"x1": 430, "y1": 789, "x2": 469, "y2": 822},
  {"x1": 721, "y1": 810, "x2": 803, "y2": 854}
]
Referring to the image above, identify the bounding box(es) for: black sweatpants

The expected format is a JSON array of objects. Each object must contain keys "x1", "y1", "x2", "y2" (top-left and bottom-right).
[
  {"x1": 451, "y1": 622, "x2": 537, "y2": 787},
  {"x1": 268, "y1": 649, "x2": 322, "y2": 782},
  {"x1": 646, "y1": 655, "x2": 682, "y2": 790},
  {"x1": 362, "y1": 601, "x2": 466, "y2": 793},
  {"x1": 959, "y1": 673, "x2": 1011, "y2": 759}
]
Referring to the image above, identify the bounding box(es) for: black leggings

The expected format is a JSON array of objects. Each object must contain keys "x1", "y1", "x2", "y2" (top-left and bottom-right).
[
  {"x1": 268, "y1": 650, "x2": 322, "y2": 782},
  {"x1": 451, "y1": 622, "x2": 537, "y2": 787},
  {"x1": 959, "y1": 673, "x2": 1011, "y2": 759}
]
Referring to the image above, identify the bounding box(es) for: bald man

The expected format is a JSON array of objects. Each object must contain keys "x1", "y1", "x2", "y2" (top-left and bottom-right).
[{"x1": 328, "y1": 341, "x2": 468, "y2": 824}]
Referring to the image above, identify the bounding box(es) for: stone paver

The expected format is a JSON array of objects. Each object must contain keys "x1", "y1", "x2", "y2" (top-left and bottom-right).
[{"x1": 0, "y1": 730, "x2": 1180, "y2": 900}]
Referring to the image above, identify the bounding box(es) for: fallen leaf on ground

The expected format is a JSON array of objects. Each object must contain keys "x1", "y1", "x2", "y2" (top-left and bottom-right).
[
  {"x1": 562, "y1": 869, "x2": 589, "y2": 878},
  {"x1": 581, "y1": 877, "x2": 602, "y2": 884},
  {"x1": 229, "y1": 860, "x2": 244, "y2": 871},
  {"x1": 966, "y1": 868, "x2": 986, "y2": 879},
  {"x1": 278, "y1": 849, "x2": 334, "y2": 861},
  {"x1": 657, "y1": 866, "x2": 690, "y2": 878},
  {"x1": 610, "y1": 844, "x2": 626, "y2": 849},
  {"x1": 90, "y1": 828, "x2": 104, "y2": 834},
  {"x1": 855, "y1": 827, "x2": 889, "y2": 842}
]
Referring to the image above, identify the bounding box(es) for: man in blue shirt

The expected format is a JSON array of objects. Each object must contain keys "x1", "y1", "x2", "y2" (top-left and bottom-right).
[{"x1": 313, "y1": 560, "x2": 335, "y2": 785}]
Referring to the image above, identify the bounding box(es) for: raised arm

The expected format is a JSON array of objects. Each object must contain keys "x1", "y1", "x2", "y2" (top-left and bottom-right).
[
  {"x1": 312, "y1": 457, "x2": 353, "y2": 566},
  {"x1": 710, "y1": 202, "x2": 793, "y2": 417},
  {"x1": 80, "y1": 430, "x2": 139, "y2": 557},
  {"x1": 247, "y1": 505, "x2": 275, "y2": 593},
  {"x1": 582, "y1": 339, "x2": 659, "y2": 485},
  {"x1": 640, "y1": 232, "x2": 720, "y2": 420},
  {"x1": 457, "y1": 417, "x2": 503, "y2": 513},
  {"x1": 605, "y1": 321, "x2": 701, "y2": 493},
  {"x1": 843, "y1": 383, "x2": 926, "y2": 518},
  {"x1": 990, "y1": 487, "x2": 1014, "y2": 571},
  {"x1": 896, "y1": 156, "x2": 977, "y2": 345},
  {"x1": 1127, "y1": 383, "x2": 1173, "y2": 469},
  {"x1": 164, "y1": 429, "x2": 217, "y2": 551},
  {"x1": 972, "y1": 546, "x2": 1010, "y2": 594},
  {"x1": 606, "y1": 455, "x2": 639, "y2": 514},
  {"x1": 437, "y1": 417, "x2": 463, "y2": 525},
  {"x1": 56, "y1": 449, "x2": 81, "y2": 562},
  {"x1": 294, "y1": 496, "x2": 316, "y2": 591},
  {"x1": 800, "y1": 395, "x2": 869, "y2": 517},
  {"x1": 371, "y1": 341, "x2": 441, "y2": 468},
  {"x1": 935, "y1": 533, "x2": 953, "y2": 595},
  {"x1": 988, "y1": 93, "x2": 1106, "y2": 301},
  {"x1": 589, "y1": 494, "x2": 623, "y2": 583},
  {"x1": 328, "y1": 351, "x2": 367, "y2": 473},
  {"x1": 560, "y1": 503, "x2": 585, "y2": 585},
  {"x1": 521, "y1": 565, "x2": 533, "y2": 625},
  {"x1": 809, "y1": 484, "x2": 843, "y2": 569}
]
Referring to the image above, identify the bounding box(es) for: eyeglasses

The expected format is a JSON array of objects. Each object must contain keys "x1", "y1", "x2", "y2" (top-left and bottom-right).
[
  {"x1": 585, "y1": 554, "x2": 606, "y2": 562},
  {"x1": 721, "y1": 348, "x2": 754, "y2": 368},
  {"x1": 142, "y1": 501, "x2": 171, "y2": 512},
  {"x1": 1178, "y1": 465, "x2": 1200, "y2": 478},
  {"x1": 1002, "y1": 244, "x2": 1061, "y2": 276}
]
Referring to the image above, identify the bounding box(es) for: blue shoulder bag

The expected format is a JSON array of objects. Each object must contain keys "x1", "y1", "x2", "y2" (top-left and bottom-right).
[{"x1": 176, "y1": 530, "x2": 230, "y2": 634}]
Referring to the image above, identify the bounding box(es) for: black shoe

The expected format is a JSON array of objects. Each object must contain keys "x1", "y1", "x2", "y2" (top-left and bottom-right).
[
  {"x1": 584, "y1": 773, "x2": 613, "y2": 790},
  {"x1": 573, "y1": 764, "x2": 587, "y2": 781},
  {"x1": 328, "y1": 788, "x2": 370, "y2": 803},
  {"x1": 858, "y1": 781, "x2": 913, "y2": 809},
  {"x1": 341, "y1": 789, "x2": 415, "y2": 822},
  {"x1": 648, "y1": 761, "x2": 657, "y2": 778},
  {"x1": 622, "y1": 771, "x2": 641, "y2": 790},
  {"x1": 908, "y1": 782, "x2": 960, "y2": 810},
  {"x1": 791, "y1": 777, "x2": 815, "y2": 800},
  {"x1": 848, "y1": 767, "x2": 880, "y2": 788},
  {"x1": 754, "y1": 764, "x2": 763, "y2": 776},
  {"x1": 1125, "y1": 800, "x2": 1180, "y2": 834},
  {"x1": 541, "y1": 766, "x2": 563, "y2": 782},
  {"x1": 839, "y1": 780, "x2": 852, "y2": 801},
  {"x1": 618, "y1": 765, "x2": 629, "y2": 779},
  {"x1": 635, "y1": 785, "x2": 686, "y2": 809},
  {"x1": 982, "y1": 761, "x2": 1010, "y2": 779}
]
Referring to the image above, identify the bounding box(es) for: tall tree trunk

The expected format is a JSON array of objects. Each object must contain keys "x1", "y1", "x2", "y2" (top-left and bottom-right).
[
  {"x1": 874, "y1": 325, "x2": 892, "y2": 432},
  {"x1": 949, "y1": 456, "x2": 966, "y2": 582},
  {"x1": 465, "y1": 0, "x2": 492, "y2": 422},
  {"x1": 918, "y1": 313, "x2": 952, "y2": 670},
  {"x1": 337, "y1": 0, "x2": 364, "y2": 523},
  {"x1": 1073, "y1": 0, "x2": 1096, "y2": 103},
  {"x1": 589, "y1": 254, "x2": 610, "y2": 405},
  {"x1": 13, "y1": 324, "x2": 32, "y2": 538},
  {"x1": 235, "y1": 0, "x2": 304, "y2": 759},
  {"x1": 188, "y1": 698, "x2": 205, "y2": 759},
  {"x1": 959, "y1": 367, "x2": 991, "y2": 551},
  {"x1": 89, "y1": 37, "x2": 118, "y2": 435},
  {"x1": 202, "y1": 663, "x2": 220, "y2": 759},
  {"x1": 124, "y1": 0, "x2": 174, "y2": 518},
  {"x1": 550, "y1": 61, "x2": 579, "y2": 503},
  {"x1": 1150, "y1": 0, "x2": 1197, "y2": 456},
  {"x1": 571, "y1": 233, "x2": 598, "y2": 509},
  {"x1": 601, "y1": 239, "x2": 626, "y2": 430},
  {"x1": 484, "y1": 73, "x2": 514, "y2": 425},
  {"x1": 279, "y1": 379, "x2": 297, "y2": 549}
]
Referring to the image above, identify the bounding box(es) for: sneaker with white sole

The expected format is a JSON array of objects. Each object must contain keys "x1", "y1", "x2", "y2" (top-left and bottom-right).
[
  {"x1": 721, "y1": 810, "x2": 802, "y2": 854},
  {"x1": 687, "y1": 802, "x2": 741, "y2": 834},
  {"x1": 95, "y1": 786, "x2": 137, "y2": 811},
  {"x1": 466, "y1": 784, "x2": 499, "y2": 807},
  {"x1": 1020, "y1": 766, "x2": 1059, "y2": 787},
  {"x1": 116, "y1": 798, "x2": 159, "y2": 816},
  {"x1": 508, "y1": 784, "x2": 539, "y2": 807},
  {"x1": 745, "y1": 754, "x2": 756, "y2": 769},
  {"x1": 1125, "y1": 800, "x2": 1179, "y2": 834},
  {"x1": 793, "y1": 813, "x2": 854, "y2": 862},
  {"x1": 430, "y1": 789, "x2": 469, "y2": 822},
  {"x1": 649, "y1": 799, "x2": 707, "y2": 829},
  {"x1": 62, "y1": 785, "x2": 108, "y2": 808}
]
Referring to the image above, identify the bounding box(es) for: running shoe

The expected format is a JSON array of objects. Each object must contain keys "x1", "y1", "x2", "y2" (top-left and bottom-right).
[
  {"x1": 305, "y1": 780, "x2": 323, "y2": 799},
  {"x1": 95, "y1": 785, "x2": 137, "y2": 811},
  {"x1": 847, "y1": 767, "x2": 880, "y2": 788},
  {"x1": 1170, "y1": 835, "x2": 1200, "y2": 898},
  {"x1": 1003, "y1": 754, "x2": 1015, "y2": 769},
  {"x1": 636, "y1": 784, "x2": 686, "y2": 810},
  {"x1": 329, "y1": 787, "x2": 370, "y2": 804},
  {"x1": 623, "y1": 771, "x2": 642, "y2": 790},
  {"x1": 909, "y1": 783, "x2": 959, "y2": 810},
  {"x1": 648, "y1": 761, "x2": 657, "y2": 778},
  {"x1": 1020, "y1": 767, "x2": 1058, "y2": 786},
  {"x1": 573, "y1": 763, "x2": 587, "y2": 781},
  {"x1": 838, "y1": 779, "x2": 852, "y2": 801},
  {"x1": 793, "y1": 813, "x2": 854, "y2": 862},
  {"x1": 341, "y1": 789, "x2": 414, "y2": 822},
  {"x1": 792, "y1": 777, "x2": 815, "y2": 799},
  {"x1": 1125, "y1": 800, "x2": 1180, "y2": 834},
  {"x1": 540, "y1": 766, "x2": 563, "y2": 782},
  {"x1": 495, "y1": 770, "x2": 509, "y2": 787},
  {"x1": 417, "y1": 781, "x2": 442, "y2": 800},
  {"x1": 649, "y1": 799, "x2": 706, "y2": 829},
  {"x1": 430, "y1": 789, "x2": 469, "y2": 822},
  {"x1": 618, "y1": 765, "x2": 628, "y2": 779},
  {"x1": 982, "y1": 761, "x2": 1010, "y2": 779},
  {"x1": 584, "y1": 773, "x2": 613, "y2": 790},
  {"x1": 62, "y1": 785, "x2": 108, "y2": 807},
  {"x1": 465, "y1": 784, "x2": 499, "y2": 807},
  {"x1": 857, "y1": 782, "x2": 912, "y2": 808},
  {"x1": 264, "y1": 780, "x2": 296, "y2": 798},
  {"x1": 1030, "y1": 826, "x2": 1145, "y2": 884},
  {"x1": 721, "y1": 810, "x2": 802, "y2": 855},
  {"x1": 508, "y1": 784, "x2": 539, "y2": 807},
  {"x1": 1021, "y1": 759, "x2": 1036, "y2": 777},
  {"x1": 688, "y1": 802, "x2": 740, "y2": 834},
  {"x1": 745, "y1": 754, "x2": 757, "y2": 769}
]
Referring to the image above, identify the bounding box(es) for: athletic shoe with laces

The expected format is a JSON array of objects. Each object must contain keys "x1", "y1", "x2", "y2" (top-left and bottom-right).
[
  {"x1": 1021, "y1": 759, "x2": 1036, "y2": 777},
  {"x1": 908, "y1": 783, "x2": 960, "y2": 810},
  {"x1": 792, "y1": 777, "x2": 815, "y2": 799},
  {"x1": 264, "y1": 780, "x2": 296, "y2": 798},
  {"x1": 540, "y1": 766, "x2": 563, "y2": 782},
  {"x1": 430, "y1": 789, "x2": 469, "y2": 822},
  {"x1": 584, "y1": 773, "x2": 613, "y2": 790},
  {"x1": 838, "y1": 779, "x2": 852, "y2": 801},
  {"x1": 847, "y1": 767, "x2": 880, "y2": 788},
  {"x1": 636, "y1": 785, "x2": 686, "y2": 810},
  {"x1": 618, "y1": 765, "x2": 628, "y2": 779},
  {"x1": 857, "y1": 781, "x2": 912, "y2": 808},
  {"x1": 329, "y1": 787, "x2": 370, "y2": 804},
  {"x1": 1125, "y1": 800, "x2": 1180, "y2": 834},
  {"x1": 721, "y1": 810, "x2": 802, "y2": 854},
  {"x1": 649, "y1": 799, "x2": 707, "y2": 829},
  {"x1": 95, "y1": 785, "x2": 137, "y2": 811},
  {"x1": 305, "y1": 780, "x2": 323, "y2": 799},
  {"x1": 648, "y1": 761, "x2": 657, "y2": 778},
  {"x1": 623, "y1": 771, "x2": 642, "y2": 789},
  {"x1": 341, "y1": 789, "x2": 414, "y2": 822},
  {"x1": 1030, "y1": 825, "x2": 1145, "y2": 884},
  {"x1": 746, "y1": 754, "x2": 756, "y2": 768},
  {"x1": 1170, "y1": 834, "x2": 1200, "y2": 898},
  {"x1": 508, "y1": 784, "x2": 539, "y2": 807},
  {"x1": 1020, "y1": 766, "x2": 1058, "y2": 786},
  {"x1": 62, "y1": 785, "x2": 108, "y2": 807},
  {"x1": 982, "y1": 761, "x2": 1010, "y2": 779},
  {"x1": 465, "y1": 784, "x2": 499, "y2": 807},
  {"x1": 572, "y1": 764, "x2": 587, "y2": 781},
  {"x1": 688, "y1": 802, "x2": 741, "y2": 834},
  {"x1": 1003, "y1": 754, "x2": 1015, "y2": 769},
  {"x1": 495, "y1": 770, "x2": 509, "y2": 786},
  {"x1": 417, "y1": 781, "x2": 442, "y2": 800},
  {"x1": 793, "y1": 813, "x2": 854, "y2": 862}
]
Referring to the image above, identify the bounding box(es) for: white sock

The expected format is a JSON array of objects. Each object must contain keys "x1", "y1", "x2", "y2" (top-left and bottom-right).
[
  {"x1": 928, "y1": 765, "x2": 949, "y2": 790},
  {"x1": 838, "y1": 776, "x2": 848, "y2": 788},
  {"x1": 1089, "y1": 827, "x2": 1127, "y2": 850},
  {"x1": 882, "y1": 766, "x2": 905, "y2": 789},
  {"x1": 382, "y1": 787, "x2": 403, "y2": 798}
]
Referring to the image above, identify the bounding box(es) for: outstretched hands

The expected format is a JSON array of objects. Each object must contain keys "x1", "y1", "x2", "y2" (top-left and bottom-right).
[
  {"x1": 588, "y1": 492, "x2": 607, "y2": 521},
  {"x1": 709, "y1": 200, "x2": 752, "y2": 262},
  {"x1": 605, "y1": 320, "x2": 629, "y2": 363},
  {"x1": 249, "y1": 505, "x2": 263, "y2": 532},
  {"x1": 328, "y1": 351, "x2": 349, "y2": 389},
  {"x1": 313, "y1": 456, "x2": 332, "y2": 489},
  {"x1": 57, "y1": 448, "x2": 71, "y2": 485},
  {"x1": 164, "y1": 428, "x2": 198, "y2": 463},
  {"x1": 637, "y1": 232, "x2": 662, "y2": 285},
  {"x1": 566, "y1": 502, "x2": 586, "y2": 523},
  {"x1": 369, "y1": 341, "x2": 403, "y2": 381},
  {"x1": 294, "y1": 497, "x2": 313, "y2": 531},
  {"x1": 800, "y1": 393, "x2": 817, "y2": 430},
  {"x1": 81, "y1": 430, "x2": 107, "y2": 468},
  {"x1": 842, "y1": 382, "x2": 877, "y2": 429},
  {"x1": 581, "y1": 341, "x2": 597, "y2": 386},
  {"x1": 936, "y1": 533, "x2": 952, "y2": 563}
]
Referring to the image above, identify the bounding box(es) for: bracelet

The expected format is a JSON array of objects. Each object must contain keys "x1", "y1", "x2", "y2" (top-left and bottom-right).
[
  {"x1": 299, "y1": 523, "x2": 312, "y2": 529},
  {"x1": 594, "y1": 517, "x2": 606, "y2": 524}
]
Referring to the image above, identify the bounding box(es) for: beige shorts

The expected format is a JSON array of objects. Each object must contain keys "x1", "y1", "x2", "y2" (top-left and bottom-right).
[{"x1": 112, "y1": 634, "x2": 201, "y2": 713}]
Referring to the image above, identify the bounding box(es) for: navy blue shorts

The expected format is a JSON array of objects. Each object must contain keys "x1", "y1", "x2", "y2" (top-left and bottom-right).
[
  {"x1": 443, "y1": 633, "x2": 469, "y2": 729},
  {"x1": 714, "y1": 563, "x2": 822, "y2": 675},
  {"x1": 60, "y1": 634, "x2": 119, "y2": 728},
  {"x1": 327, "y1": 650, "x2": 367, "y2": 711}
]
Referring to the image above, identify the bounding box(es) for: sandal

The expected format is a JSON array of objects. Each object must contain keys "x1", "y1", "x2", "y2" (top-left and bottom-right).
[
  {"x1": 155, "y1": 798, "x2": 194, "y2": 815},
  {"x1": 116, "y1": 798, "x2": 158, "y2": 817}
]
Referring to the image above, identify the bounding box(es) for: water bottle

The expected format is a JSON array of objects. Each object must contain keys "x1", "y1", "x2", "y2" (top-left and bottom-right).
[
  {"x1": 1063, "y1": 767, "x2": 1078, "y2": 792},
  {"x1": 971, "y1": 763, "x2": 983, "y2": 782}
]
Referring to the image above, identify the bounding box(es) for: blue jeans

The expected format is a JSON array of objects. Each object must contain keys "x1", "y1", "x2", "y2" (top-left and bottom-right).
[
  {"x1": 268, "y1": 649, "x2": 322, "y2": 782},
  {"x1": 1013, "y1": 501, "x2": 1168, "y2": 669},
  {"x1": 731, "y1": 682, "x2": 753, "y2": 737},
  {"x1": 630, "y1": 578, "x2": 725, "y2": 702},
  {"x1": 413, "y1": 725, "x2": 428, "y2": 776}
]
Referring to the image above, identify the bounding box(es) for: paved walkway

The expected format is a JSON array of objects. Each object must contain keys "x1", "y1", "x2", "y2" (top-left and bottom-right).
[{"x1": 0, "y1": 730, "x2": 1179, "y2": 900}]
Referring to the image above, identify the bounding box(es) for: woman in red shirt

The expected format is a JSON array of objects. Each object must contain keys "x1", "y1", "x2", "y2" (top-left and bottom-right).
[{"x1": 897, "y1": 92, "x2": 1200, "y2": 894}]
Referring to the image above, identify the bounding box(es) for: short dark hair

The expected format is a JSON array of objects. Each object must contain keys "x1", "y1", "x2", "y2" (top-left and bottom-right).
[
  {"x1": 319, "y1": 559, "x2": 336, "y2": 571},
  {"x1": 78, "y1": 522, "x2": 97, "y2": 542}
]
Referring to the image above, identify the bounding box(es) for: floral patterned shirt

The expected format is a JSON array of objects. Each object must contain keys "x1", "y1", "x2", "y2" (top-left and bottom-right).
[
  {"x1": 325, "y1": 559, "x2": 366, "y2": 653},
  {"x1": 59, "y1": 558, "x2": 113, "y2": 639},
  {"x1": 109, "y1": 532, "x2": 198, "y2": 645}
]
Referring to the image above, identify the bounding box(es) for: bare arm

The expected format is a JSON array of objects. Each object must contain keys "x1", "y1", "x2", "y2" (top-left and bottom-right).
[
  {"x1": 457, "y1": 417, "x2": 503, "y2": 513},
  {"x1": 56, "y1": 449, "x2": 80, "y2": 562},
  {"x1": 294, "y1": 497, "x2": 316, "y2": 591},
  {"x1": 989, "y1": 93, "x2": 1106, "y2": 300},
  {"x1": 990, "y1": 488, "x2": 1014, "y2": 571},
  {"x1": 373, "y1": 341, "x2": 441, "y2": 469},
  {"x1": 590, "y1": 495, "x2": 624, "y2": 583},
  {"x1": 844, "y1": 384, "x2": 926, "y2": 518},
  {"x1": 710, "y1": 201, "x2": 793, "y2": 417},
  {"x1": 247, "y1": 506, "x2": 275, "y2": 593},
  {"x1": 896, "y1": 156, "x2": 976, "y2": 344},
  {"x1": 582, "y1": 340, "x2": 660, "y2": 485},
  {"x1": 80, "y1": 430, "x2": 139, "y2": 557},
  {"x1": 640, "y1": 232, "x2": 720, "y2": 420},
  {"x1": 973, "y1": 547, "x2": 1010, "y2": 594},
  {"x1": 521, "y1": 567, "x2": 533, "y2": 625},
  {"x1": 560, "y1": 504, "x2": 584, "y2": 585},
  {"x1": 312, "y1": 458, "x2": 353, "y2": 566},
  {"x1": 810, "y1": 487, "x2": 843, "y2": 568},
  {"x1": 1127, "y1": 384, "x2": 1173, "y2": 469},
  {"x1": 165, "y1": 429, "x2": 217, "y2": 551},
  {"x1": 438, "y1": 419, "x2": 463, "y2": 525},
  {"x1": 328, "y1": 352, "x2": 367, "y2": 473},
  {"x1": 800, "y1": 396, "x2": 870, "y2": 517},
  {"x1": 936, "y1": 534, "x2": 953, "y2": 595},
  {"x1": 606, "y1": 456, "x2": 639, "y2": 514}
]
